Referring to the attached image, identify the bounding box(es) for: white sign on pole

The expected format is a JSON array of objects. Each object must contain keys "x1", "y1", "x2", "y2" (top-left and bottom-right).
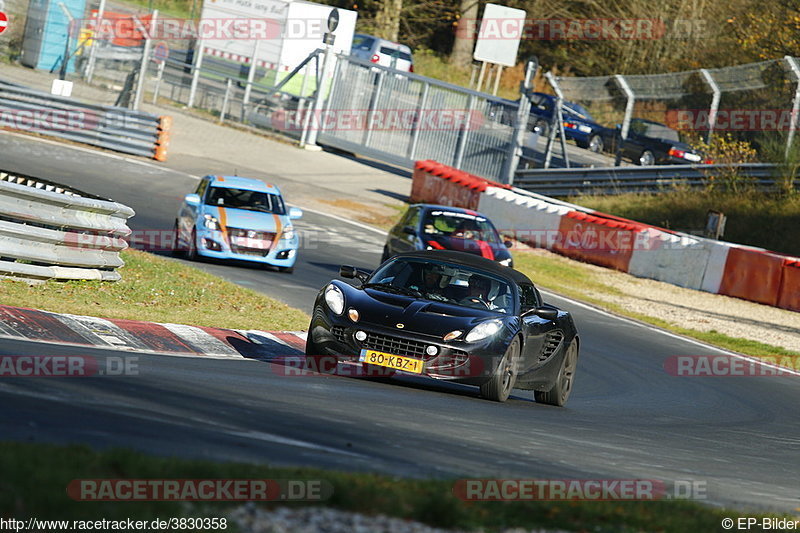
[{"x1": 473, "y1": 3, "x2": 526, "y2": 68}]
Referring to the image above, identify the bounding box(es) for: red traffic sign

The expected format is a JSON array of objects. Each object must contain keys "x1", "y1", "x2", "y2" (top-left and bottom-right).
[
  {"x1": 152, "y1": 41, "x2": 169, "y2": 62},
  {"x1": 0, "y1": 12, "x2": 8, "y2": 35}
]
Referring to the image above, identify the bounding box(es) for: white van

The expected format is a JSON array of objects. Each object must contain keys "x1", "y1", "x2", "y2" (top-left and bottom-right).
[{"x1": 350, "y1": 33, "x2": 414, "y2": 73}]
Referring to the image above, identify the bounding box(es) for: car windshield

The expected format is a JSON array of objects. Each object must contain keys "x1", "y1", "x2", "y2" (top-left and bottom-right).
[
  {"x1": 205, "y1": 187, "x2": 285, "y2": 214},
  {"x1": 564, "y1": 102, "x2": 594, "y2": 122},
  {"x1": 367, "y1": 258, "x2": 515, "y2": 314},
  {"x1": 421, "y1": 210, "x2": 502, "y2": 244},
  {"x1": 352, "y1": 35, "x2": 375, "y2": 51}
]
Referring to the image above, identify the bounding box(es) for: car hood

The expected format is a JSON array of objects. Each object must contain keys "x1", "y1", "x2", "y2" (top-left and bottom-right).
[
  {"x1": 203, "y1": 205, "x2": 286, "y2": 233},
  {"x1": 348, "y1": 286, "x2": 508, "y2": 338},
  {"x1": 425, "y1": 235, "x2": 511, "y2": 262}
]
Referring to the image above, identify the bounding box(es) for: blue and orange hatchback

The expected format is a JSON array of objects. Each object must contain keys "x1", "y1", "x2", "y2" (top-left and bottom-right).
[{"x1": 174, "y1": 175, "x2": 303, "y2": 273}]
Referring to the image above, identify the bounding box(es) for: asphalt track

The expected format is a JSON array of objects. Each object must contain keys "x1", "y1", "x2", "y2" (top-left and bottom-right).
[{"x1": 1, "y1": 134, "x2": 798, "y2": 513}]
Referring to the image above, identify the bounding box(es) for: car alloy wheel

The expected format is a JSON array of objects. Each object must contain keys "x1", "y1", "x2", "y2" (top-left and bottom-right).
[
  {"x1": 535, "y1": 339, "x2": 578, "y2": 407},
  {"x1": 588, "y1": 135, "x2": 603, "y2": 153},
  {"x1": 480, "y1": 337, "x2": 520, "y2": 403},
  {"x1": 639, "y1": 150, "x2": 655, "y2": 166}
]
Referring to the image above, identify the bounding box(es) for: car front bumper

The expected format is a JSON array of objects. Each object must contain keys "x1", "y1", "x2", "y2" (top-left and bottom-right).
[
  {"x1": 308, "y1": 309, "x2": 508, "y2": 385},
  {"x1": 195, "y1": 228, "x2": 298, "y2": 267}
]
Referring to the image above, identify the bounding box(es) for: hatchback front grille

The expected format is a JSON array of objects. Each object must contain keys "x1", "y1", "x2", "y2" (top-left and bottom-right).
[{"x1": 227, "y1": 227, "x2": 275, "y2": 256}]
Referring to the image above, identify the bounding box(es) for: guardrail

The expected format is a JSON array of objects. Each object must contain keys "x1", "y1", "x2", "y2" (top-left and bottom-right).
[
  {"x1": 0, "y1": 79, "x2": 171, "y2": 161},
  {"x1": 513, "y1": 163, "x2": 797, "y2": 196},
  {"x1": 0, "y1": 170, "x2": 135, "y2": 282}
]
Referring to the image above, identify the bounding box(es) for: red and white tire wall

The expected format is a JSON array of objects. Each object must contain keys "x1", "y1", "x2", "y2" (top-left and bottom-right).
[{"x1": 410, "y1": 160, "x2": 800, "y2": 313}]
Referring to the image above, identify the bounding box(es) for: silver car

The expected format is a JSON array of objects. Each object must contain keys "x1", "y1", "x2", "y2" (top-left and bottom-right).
[{"x1": 350, "y1": 33, "x2": 414, "y2": 73}]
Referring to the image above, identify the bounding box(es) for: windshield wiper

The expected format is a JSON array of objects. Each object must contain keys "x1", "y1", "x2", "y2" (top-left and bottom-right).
[{"x1": 363, "y1": 283, "x2": 422, "y2": 298}]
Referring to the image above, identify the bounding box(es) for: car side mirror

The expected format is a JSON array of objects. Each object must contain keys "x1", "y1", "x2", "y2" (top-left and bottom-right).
[
  {"x1": 504, "y1": 240, "x2": 513, "y2": 248},
  {"x1": 402, "y1": 226, "x2": 416, "y2": 236},
  {"x1": 184, "y1": 193, "x2": 201, "y2": 207},
  {"x1": 534, "y1": 307, "x2": 559, "y2": 320},
  {"x1": 288, "y1": 207, "x2": 303, "y2": 220},
  {"x1": 339, "y1": 265, "x2": 370, "y2": 283}
]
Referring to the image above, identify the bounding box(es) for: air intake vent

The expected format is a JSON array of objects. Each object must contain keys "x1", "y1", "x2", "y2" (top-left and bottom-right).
[{"x1": 539, "y1": 330, "x2": 564, "y2": 363}]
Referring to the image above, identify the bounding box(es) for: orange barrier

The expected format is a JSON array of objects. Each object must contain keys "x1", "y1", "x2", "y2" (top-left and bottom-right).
[
  {"x1": 718, "y1": 247, "x2": 784, "y2": 306},
  {"x1": 410, "y1": 161, "x2": 509, "y2": 210},
  {"x1": 552, "y1": 211, "x2": 638, "y2": 272},
  {"x1": 154, "y1": 116, "x2": 172, "y2": 162},
  {"x1": 777, "y1": 259, "x2": 800, "y2": 312}
]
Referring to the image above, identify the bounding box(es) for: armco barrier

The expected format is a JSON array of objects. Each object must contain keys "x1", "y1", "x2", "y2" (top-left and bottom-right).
[
  {"x1": 416, "y1": 160, "x2": 800, "y2": 314},
  {"x1": 778, "y1": 259, "x2": 800, "y2": 312},
  {"x1": 0, "y1": 170, "x2": 134, "y2": 282},
  {"x1": 0, "y1": 79, "x2": 172, "y2": 161}
]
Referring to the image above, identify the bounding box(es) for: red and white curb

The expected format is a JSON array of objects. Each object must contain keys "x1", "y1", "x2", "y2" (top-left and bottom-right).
[{"x1": 0, "y1": 305, "x2": 306, "y2": 360}]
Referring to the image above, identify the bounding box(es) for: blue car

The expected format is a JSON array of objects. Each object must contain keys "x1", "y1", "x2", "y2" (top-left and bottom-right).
[
  {"x1": 174, "y1": 175, "x2": 303, "y2": 273},
  {"x1": 528, "y1": 92, "x2": 606, "y2": 153}
]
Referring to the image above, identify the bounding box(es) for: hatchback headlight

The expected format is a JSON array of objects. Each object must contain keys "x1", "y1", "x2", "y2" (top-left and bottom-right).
[
  {"x1": 465, "y1": 319, "x2": 503, "y2": 343},
  {"x1": 281, "y1": 225, "x2": 295, "y2": 240},
  {"x1": 499, "y1": 258, "x2": 512, "y2": 267},
  {"x1": 203, "y1": 214, "x2": 220, "y2": 230},
  {"x1": 324, "y1": 284, "x2": 345, "y2": 315}
]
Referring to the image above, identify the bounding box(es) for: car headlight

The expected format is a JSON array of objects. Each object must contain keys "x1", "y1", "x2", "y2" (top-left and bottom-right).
[
  {"x1": 203, "y1": 214, "x2": 220, "y2": 230},
  {"x1": 578, "y1": 125, "x2": 592, "y2": 133},
  {"x1": 465, "y1": 319, "x2": 503, "y2": 343},
  {"x1": 499, "y1": 258, "x2": 512, "y2": 267},
  {"x1": 281, "y1": 225, "x2": 295, "y2": 240},
  {"x1": 324, "y1": 284, "x2": 345, "y2": 315}
]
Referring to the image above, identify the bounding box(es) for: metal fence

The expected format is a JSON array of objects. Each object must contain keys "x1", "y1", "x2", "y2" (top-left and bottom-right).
[
  {"x1": 547, "y1": 57, "x2": 800, "y2": 162},
  {"x1": 0, "y1": 170, "x2": 134, "y2": 282}
]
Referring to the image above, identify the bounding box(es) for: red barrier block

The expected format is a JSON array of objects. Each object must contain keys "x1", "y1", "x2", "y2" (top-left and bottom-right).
[
  {"x1": 410, "y1": 165, "x2": 481, "y2": 209},
  {"x1": 552, "y1": 211, "x2": 636, "y2": 272},
  {"x1": 777, "y1": 259, "x2": 800, "y2": 312},
  {"x1": 718, "y1": 248, "x2": 784, "y2": 306}
]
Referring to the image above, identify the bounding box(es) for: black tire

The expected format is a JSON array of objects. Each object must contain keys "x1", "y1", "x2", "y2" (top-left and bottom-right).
[
  {"x1": 480, "y1": 337, "x2": 520, "y2": 403},
  {"x1": 278, "y1": 266, "x2": 294, "y2": 274},
  {"x1": 171, "y1": 221, "x2": 185, "y2": 257},
  {"x1": 186, "y1": 228, "x2": 198, "y2": 261},
  {"x1": 638, "y1": 150, "x2": 655, "y2": 166},
  {"x1": 535, "y1": 338, "x2": 578, "y2": 407},
  {"x1": 305, "y1": 334, "x2": 333, "y2": 375},
  {"x1": 588, "y1": 135, "x2": 603, "y2": 153}
]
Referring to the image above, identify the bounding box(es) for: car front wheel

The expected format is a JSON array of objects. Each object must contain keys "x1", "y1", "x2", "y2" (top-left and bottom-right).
[
  {"x1": 638, "y1": 150, "x2": 655, "y2": 166},
  {"x1": 588, "y1": 135, "x2": 603, "y2": 153},
  {"x1": 480, "y1": 337, "x2": 520, "y2": 402},
  {"x1": 535, "y1": 338, "x2": 578, "y2": 407}
]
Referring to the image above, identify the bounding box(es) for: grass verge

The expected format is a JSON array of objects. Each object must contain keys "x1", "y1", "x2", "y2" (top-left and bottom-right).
[
  {"x1": 0, "y1": 441, "x2": 774, "y2": 532},
  {"x1": 512, "y1": 248, "x2": 799, "y2": 358},
  {"x1": 0, "y1": 249, "x2": 309, "y2": 331}
]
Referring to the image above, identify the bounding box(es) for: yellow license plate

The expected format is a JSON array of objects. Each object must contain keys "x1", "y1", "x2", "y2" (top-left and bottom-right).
[{"x1": 359, "y1": 349, "x2": 424, "y2": 374}]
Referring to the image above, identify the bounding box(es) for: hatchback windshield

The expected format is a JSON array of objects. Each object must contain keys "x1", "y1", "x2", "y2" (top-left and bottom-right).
[
  {"x1": 422, "y1": 210, "x2": 502, "y2": 244},
  {"x1": 205, "y1": 187, "x2": 285, "y2": 214},
  {"x1": 367, "y1": 258, "x2": 514, "y2": 314}
]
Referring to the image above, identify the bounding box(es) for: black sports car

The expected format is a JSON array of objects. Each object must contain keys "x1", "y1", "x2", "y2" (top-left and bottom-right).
[
  {"x1": 306, "y1": 251, "x2": 580, "y2": 405},
  {"x1": 601, "y1": 118, "x2": 707, "y2": 165}
]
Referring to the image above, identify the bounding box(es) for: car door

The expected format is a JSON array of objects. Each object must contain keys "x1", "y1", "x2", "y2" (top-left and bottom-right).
[
  {"x1": 622, "y1": 120, "x2": 647, "y2": 160},
  {"x1": 516, "y1": 284, "x2": 552, "y2": 381}
]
